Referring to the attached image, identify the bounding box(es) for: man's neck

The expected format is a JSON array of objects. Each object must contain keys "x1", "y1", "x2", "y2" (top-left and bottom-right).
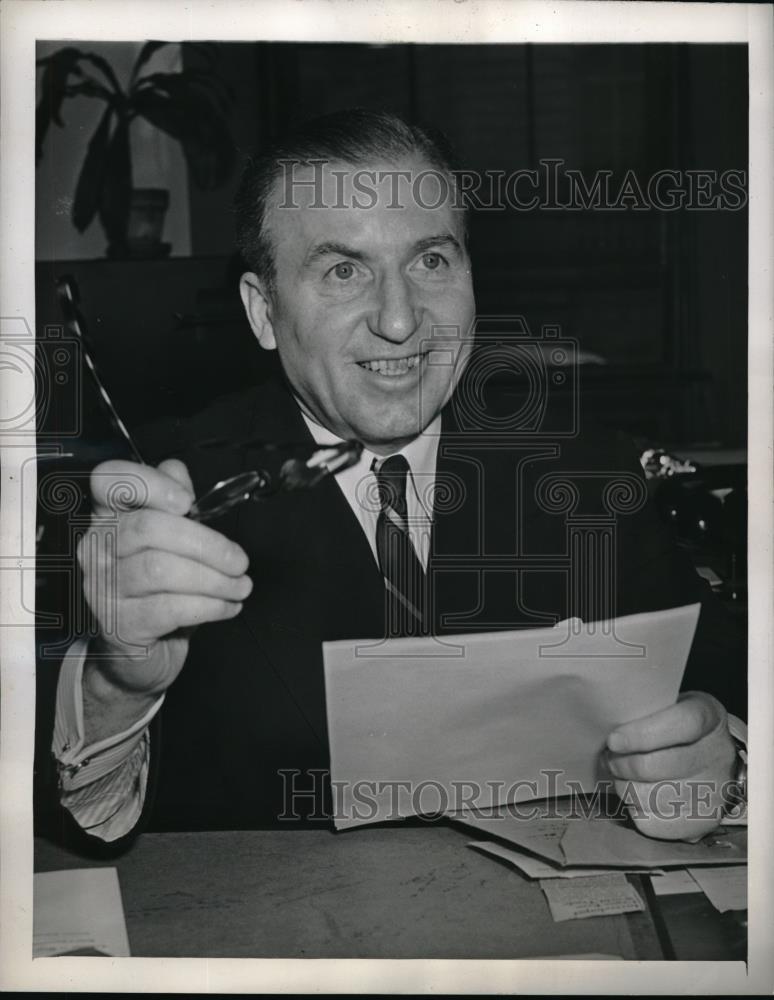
[{"x1": 293, "y1": 396, "x2": 430, "y2": 455}]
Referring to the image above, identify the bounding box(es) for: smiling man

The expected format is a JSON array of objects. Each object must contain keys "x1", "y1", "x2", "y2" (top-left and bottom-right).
[
  {"x1": 40, "y1": 109, "x2": 745, "y2": 852},
  {"x1": 239, "y1": 151, "x2": 475, "y2": 453}
]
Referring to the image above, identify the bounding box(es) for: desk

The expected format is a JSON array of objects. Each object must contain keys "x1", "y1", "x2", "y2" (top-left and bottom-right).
[{"x1": 36, "y1": 824, "x2": 668, "y2": 959}]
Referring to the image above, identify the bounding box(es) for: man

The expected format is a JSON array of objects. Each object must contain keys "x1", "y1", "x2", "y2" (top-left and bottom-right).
[{"x1": 38, "y1": 110, "x2": 744, "y2": 853}]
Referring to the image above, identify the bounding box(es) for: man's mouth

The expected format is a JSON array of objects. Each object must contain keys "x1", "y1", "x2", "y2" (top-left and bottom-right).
[{"x1": 356, "y1": 352, "x2": 425, "y2": 377}]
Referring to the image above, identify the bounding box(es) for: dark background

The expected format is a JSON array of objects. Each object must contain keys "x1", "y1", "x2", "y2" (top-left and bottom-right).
[{"x1": 36, "y1": 41, "x2": 748, "y2": 448}]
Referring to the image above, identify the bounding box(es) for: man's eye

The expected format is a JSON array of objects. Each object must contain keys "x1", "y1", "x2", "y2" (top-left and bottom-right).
[
  {"x1": 333, "y1": 262, "x2": 355, "y2": 280},
  {"x1": 419, "y1": 252, "x2": 444, "y2": 270}
]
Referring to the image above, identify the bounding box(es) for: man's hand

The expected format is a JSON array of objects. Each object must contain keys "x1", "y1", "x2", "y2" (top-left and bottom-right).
[
  {"x1": 78, "y1": 458, "x2": 252, "y2": 741},
  {"x1": 604, "y1": 691, "x2": 737, "y2": 841}
]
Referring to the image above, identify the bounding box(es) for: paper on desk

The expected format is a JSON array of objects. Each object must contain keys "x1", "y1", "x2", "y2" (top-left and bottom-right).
[
  {"x1": 324, "y1": 604, "x2": 700, "y2": 828},
  {"x1": 539, "y1": 873, "x2": 645, "y2": 922},
  {"x1": 468, "y1": 839, "x2": 662, "y2": 879},
  {"x1": 688, "y1": 866, "x2": 747, "y2": 912},
  {"x1": 454, "y1": 809, "x2": 747, "y2": 870},
  {"x1": 649, "y1": 869, "x2": 702, "y2": 896},
  {"x1": 33, "y1": 868, "x2": 130, "y2": 958},
  {"x1": 461, "y1": 814, "x2": 568, "y2": 863},
  {"x1": 559, "y1": 815, "x2": 747, "y2": 868},
  {"x1": 469, "y1": 838, "x2": 598, "y2": 876}
]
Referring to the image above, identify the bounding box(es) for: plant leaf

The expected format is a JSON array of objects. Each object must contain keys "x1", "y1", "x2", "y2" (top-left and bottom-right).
[
  {"x1": 80, "y1": 51, "x2": 123, "y2": 95},
  {"x1": 97, "y1": 119, "x2": 132, "y2": 247},
  {"x1": 130, "y1": 41, "x2": 170, "y2": 85},
  {"x1": 35, "y1": 47, "x2": 86, "y2": 161},
  {"x1": 63, "y1": 78, "x2": 114, "y2": 101},
  {"x1": 133, "y1": 86, "x2": 235, "y2": 190},
  {"x1": 131, "y1": 88, "x2": 191, "y2": 141},
  {"x1": 72, "y1": 105, "x2": 113, "y2": 232},
  {"x1": 134, "y1": 70, "x2": 234, "y2": 116}
]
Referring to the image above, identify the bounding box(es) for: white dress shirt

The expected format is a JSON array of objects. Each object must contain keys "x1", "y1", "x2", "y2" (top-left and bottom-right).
[{"x1": 301, "y1": 409, "x2": 441, "y2": 571}]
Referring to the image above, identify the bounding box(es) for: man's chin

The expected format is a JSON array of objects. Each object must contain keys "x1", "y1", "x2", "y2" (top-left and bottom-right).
[{"x1": 351, "y1": 413, "x2": 429, "y2": 453}]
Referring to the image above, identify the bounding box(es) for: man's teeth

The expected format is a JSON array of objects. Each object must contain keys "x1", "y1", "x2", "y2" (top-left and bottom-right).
[{"x1": 359, "y1": 354, "x2": 423, "y2": 376}]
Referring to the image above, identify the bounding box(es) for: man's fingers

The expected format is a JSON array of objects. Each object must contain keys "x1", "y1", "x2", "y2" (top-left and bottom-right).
[
  {"x1": 604, "y1": 742, "x2": 709, "y2": 782},
  {"x1": 120, "y1": 550, "x2": 253, "y2": 601},
  {"x1": 157, "y1": 458, "x2": 195, "y2": 499},
  {"x1": 115, "y1": 509, "x2": 249, "y2": 576},
  {"x1": 91, "y1": 460, "x2": 192, "y2": 516},
  {"x1": 123, "y1": 593, "x2": 244, "y2": 641},
  {"x1": 609, "y1": 778, "x2": 723, "y2": 842},
  {"x1": 607, "y1": 693, "x2": 723, "y2": 754}
]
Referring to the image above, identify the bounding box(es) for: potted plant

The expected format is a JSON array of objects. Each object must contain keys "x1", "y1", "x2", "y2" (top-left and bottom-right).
[{"x1": 36, "y1": 41, "x2": 236, "y2": 257}]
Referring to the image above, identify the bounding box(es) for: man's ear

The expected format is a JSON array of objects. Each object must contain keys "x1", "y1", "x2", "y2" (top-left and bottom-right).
[{"x1": 239, "y1": 273, "x2": 277, "y2": 351}]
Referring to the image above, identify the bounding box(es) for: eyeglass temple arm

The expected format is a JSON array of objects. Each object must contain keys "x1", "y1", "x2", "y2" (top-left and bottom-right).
[{"x1": 56, "y1": 275, "x2": 146, "y2": 466}]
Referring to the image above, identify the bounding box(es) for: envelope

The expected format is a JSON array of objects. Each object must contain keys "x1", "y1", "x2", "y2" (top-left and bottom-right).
[
  {"x1": 455, "y1": 808, "x2": 747, "y2": 869},
  {"x1": 323, "y1": 603, "x2": 700, "y2": 828}
]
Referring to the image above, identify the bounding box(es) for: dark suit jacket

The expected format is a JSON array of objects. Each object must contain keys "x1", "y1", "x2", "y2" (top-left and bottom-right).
[{"x1": 35, "y1": 375, "x2": 745, "y2": 854}]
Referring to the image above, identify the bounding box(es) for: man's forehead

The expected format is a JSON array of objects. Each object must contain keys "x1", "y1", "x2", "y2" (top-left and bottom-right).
[
  {"x1": 264, "y1": 156, "x2": 465, "y2": 253},
  {"x1": 273, "y1": 155, "x2": 447, "y2": 202}
]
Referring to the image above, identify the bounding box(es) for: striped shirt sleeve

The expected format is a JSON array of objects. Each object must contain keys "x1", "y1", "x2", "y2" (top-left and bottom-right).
[{"x1": 52, "y1": 639, "x2": 165, "y2": 841}]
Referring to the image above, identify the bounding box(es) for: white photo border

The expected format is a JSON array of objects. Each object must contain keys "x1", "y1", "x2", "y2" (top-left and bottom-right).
[{"x1": 1, "y1": 0, "x2": 772, "y2": 993}]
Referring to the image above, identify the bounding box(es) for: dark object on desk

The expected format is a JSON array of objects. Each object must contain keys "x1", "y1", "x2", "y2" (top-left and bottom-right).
[
  {"x1": 646, "y1": 887, "x2": 747, "y2": 961},
  {"x1": 641, "y1": 446, "x2": 747, "y2": 604}
]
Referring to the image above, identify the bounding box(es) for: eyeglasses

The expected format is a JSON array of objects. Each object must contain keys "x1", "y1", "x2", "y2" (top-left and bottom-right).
[
  {"x1": 56, "y1": 276, "x2": 363, "y2": 523},
  {"x1": 187, "y1": 439, "x2": 363, "y2": 522}
]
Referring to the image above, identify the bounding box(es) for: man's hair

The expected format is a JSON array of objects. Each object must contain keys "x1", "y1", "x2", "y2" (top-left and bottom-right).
[{"x1": 234, "y1": 108, "x2": 464, "y2": 292}]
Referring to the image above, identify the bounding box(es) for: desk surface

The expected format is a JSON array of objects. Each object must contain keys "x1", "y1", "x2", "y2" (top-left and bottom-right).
[{"x1": 35, "y1": 823, "x2": 666, "y2": 959}]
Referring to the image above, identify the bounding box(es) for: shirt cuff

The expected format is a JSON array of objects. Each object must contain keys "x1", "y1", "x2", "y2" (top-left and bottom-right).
[
  {"x1": 60, "y1": 731, "x2": 150, "y2": 841},
  {"x1": 52, "y1": 637, "x2": 164, "y2": 791}
]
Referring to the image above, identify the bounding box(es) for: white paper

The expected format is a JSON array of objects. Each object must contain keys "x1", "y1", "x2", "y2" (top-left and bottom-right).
[
  {"x1": 688, "y1": 865, "x2": 748, "y2": 912},
  {"x1": 324, "y1": 605, "x2": 700, "y2": 828},
  {"x1": 469, "y1": 838, "x2": 603, "y2": 877},
  {"x1": 33, "y1": 868, "x2": 130, "y2": 958},
  {"x1": 539, "y1": 873, "x2": 645, "y2": 922},
  {"x1": 649, "y1": 869, "x2": 703, "y2": 896},
  {"x1": 455, "y1": 808, "x2": 747, "y2": 870},
  {"x1": 558, "y1": 815, "x2": 748, "y2": 868},
  {"x1": 469, "y1": 840, "x2": 662, "y2": 879},
  {"x1": 461, "y1": 815, "x2": 568, "y2": 863}
]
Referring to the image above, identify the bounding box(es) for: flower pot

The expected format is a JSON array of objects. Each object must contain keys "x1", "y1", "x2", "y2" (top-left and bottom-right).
[{"x1": 107, "y1": 188, "x2": 171, "y2": 259}]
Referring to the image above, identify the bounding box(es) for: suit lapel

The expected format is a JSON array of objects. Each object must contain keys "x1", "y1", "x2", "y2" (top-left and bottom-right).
[{"x1": 231, "y1": 381, "x2": 385, "y2": 746}]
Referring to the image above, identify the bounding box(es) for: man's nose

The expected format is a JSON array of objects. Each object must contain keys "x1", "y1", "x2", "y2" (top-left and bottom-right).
[{"x1": 368, "y1": 274, "x2": 422, "y2": 343}]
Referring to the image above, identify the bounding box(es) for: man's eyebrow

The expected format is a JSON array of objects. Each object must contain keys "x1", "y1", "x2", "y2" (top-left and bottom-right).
[
  {"x1": 303, "y1": 233, "x2": 463, "y2": 268},
  {"x1": 304, "y1": 241, "x2": 368, "y2": 266},
  {"x1": 412, "y1": 233, "x2": 463, "y2": 255}
]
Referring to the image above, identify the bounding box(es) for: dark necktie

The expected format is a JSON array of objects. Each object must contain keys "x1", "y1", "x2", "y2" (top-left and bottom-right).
[{"x1": 373, "y1": 454, "x2": 427, "y2": 637}]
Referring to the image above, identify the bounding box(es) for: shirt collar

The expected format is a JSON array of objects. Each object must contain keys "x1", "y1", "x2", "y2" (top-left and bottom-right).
[{"x1": 300, "y1": 408, "x2": 441, "y2": 517}]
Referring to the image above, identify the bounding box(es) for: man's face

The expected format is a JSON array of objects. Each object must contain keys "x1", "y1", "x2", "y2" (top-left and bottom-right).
[{"x1": 240, "y1": 156, "x2": 476, "y2": 453}]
